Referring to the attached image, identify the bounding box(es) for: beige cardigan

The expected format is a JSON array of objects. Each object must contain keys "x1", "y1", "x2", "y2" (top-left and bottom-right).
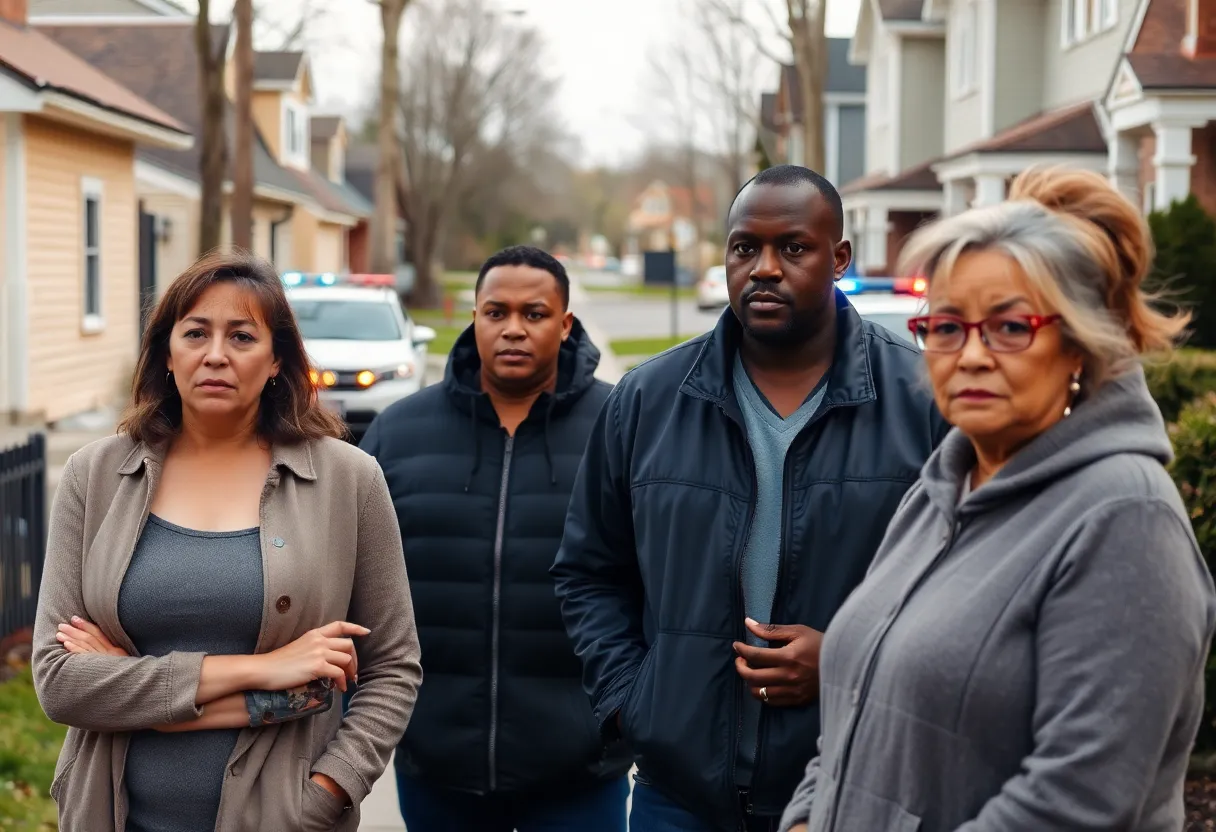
[{"x1": 31, "y1": 434, "x2": 422, "y2": 831}]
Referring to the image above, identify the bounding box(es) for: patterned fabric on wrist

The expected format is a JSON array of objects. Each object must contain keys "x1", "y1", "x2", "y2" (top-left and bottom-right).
[{"x1": 245, "y1": 678, "x2": 334, "y2": 727}]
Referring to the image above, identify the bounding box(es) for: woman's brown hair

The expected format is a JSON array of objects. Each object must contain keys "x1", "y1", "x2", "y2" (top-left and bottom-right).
[{"x1": 118, "y1": 250, "x2": 347, "y2": 445}]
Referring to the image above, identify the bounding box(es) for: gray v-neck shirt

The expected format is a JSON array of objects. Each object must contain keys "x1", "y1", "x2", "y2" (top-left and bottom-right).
[
  {"x1": 117, "y1": 515, "x2": 264, "y2": 832},
  {"x1": 732, "y1": 355, "x2": 827, "y2": 785}
]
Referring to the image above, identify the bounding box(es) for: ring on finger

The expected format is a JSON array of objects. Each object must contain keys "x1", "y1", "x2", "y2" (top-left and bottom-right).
[{"x1": 759, "y1": 686, "x2": 769, "y2": 703}]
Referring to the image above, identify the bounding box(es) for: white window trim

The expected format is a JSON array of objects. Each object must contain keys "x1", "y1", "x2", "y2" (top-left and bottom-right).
[
  {"x1": 81, "y1": 176, "x2": 104, "y2": 334},
  {"x1": 1062, "y1": 0, "x2": 1119, "y2": 48},
  {"x1": 281, "y1": 98, "x2": 310, "y2": 169},
  {"x1": 952, "y1": 0, "x2": 979, "y2": 99}
]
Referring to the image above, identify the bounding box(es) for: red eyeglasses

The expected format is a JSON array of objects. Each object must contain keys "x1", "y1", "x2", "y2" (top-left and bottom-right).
[{"x1": 907, "y1": 314, "x2": 1062, "y2": 353}]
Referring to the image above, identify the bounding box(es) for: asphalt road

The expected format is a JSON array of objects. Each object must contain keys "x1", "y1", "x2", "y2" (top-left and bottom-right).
[{"x1": 581, "y1": 291, "x2": 726, "y2": 341}]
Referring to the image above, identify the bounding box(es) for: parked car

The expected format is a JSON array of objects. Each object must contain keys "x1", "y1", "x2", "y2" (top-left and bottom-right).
[
  {"x1": 697, "y1": 264, "x2": 729, "y2": 310},
  {"x1": 287, "y1": 281, "x2": 436, "y2": 442}
]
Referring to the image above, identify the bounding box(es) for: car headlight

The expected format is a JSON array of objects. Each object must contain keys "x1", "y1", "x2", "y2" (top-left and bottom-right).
[
  {"x1": 355, "y1": 364, "x2": 415, "y2": 388},
  {"x1": 310, "y1": 364, "x2": 414, "y2": 389}
]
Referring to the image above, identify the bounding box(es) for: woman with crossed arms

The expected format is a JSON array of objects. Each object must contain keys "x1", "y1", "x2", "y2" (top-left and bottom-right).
[{"x1": 32, "y1": 251, "x2": 421, "y2": 832}]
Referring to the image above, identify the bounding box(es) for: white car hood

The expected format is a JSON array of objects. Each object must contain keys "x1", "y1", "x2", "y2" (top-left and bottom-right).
[{"x1": 304, "y1": 339, "x2": 414, "y2": 372}]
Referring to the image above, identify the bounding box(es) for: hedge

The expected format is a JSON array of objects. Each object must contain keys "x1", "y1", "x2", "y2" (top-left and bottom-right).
[
  {"x1": 1145, "y1": 349, "x2": 1216, "y2": 424},
  {"x1": 1168, "y1": 393, "x2": 1216, "y2": 754}
]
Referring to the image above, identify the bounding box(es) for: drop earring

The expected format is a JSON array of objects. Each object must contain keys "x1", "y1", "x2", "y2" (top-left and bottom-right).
[{"x1": 1063, "y1": 370, "x2": 1082, "y2": 418}]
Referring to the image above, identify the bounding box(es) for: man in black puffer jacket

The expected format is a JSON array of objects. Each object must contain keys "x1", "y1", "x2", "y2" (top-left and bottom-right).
[{"x1": 360, "y1": 246, "x2": 632, "y2": 831}]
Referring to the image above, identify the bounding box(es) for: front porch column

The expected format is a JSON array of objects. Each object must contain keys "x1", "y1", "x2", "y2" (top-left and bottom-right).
[
  {"x1": 2, "y1": 111, "x2": 28, "y2": 418},
  {"x1": 974, "y1": 174, "x2": 1007, "y2": 207},
  {"x1": 862, "y1": 206, "x2": 889, "y2": 273},
  {"x1": 1107, "y1": 131, "x2": 1140, "y2": 199},
  {"x1": 1152, "y1": 122, "x2": 1198, "y2": 211},
  {"x1": 942, "y1": 179, "x2": 968, "y2": 216}
]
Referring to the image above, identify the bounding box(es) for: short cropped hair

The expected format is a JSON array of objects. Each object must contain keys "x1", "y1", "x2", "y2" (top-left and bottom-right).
[
  {"x1": 728, "y1": 165, "x2": 845, "y2": 237},
  {"x1": 476, "y1": 245, "x2": 570, "y2": 309}
]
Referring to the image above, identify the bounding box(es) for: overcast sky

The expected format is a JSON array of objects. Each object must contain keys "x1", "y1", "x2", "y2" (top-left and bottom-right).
[{"x1": 235, "y1": 0, "x2": 863, "y2": 165}]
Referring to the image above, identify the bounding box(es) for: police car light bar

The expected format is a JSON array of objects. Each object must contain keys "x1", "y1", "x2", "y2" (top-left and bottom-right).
[{"x1": 281, "y1": 272, "x2": 396, "y2": 288}]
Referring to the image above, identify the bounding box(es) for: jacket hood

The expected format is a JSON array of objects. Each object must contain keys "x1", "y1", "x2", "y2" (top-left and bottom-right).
[
  {"x1": 440, "y1": 317, "x2": 602, "y2": 491},
  {"x1": 922, "y1": 364, "x2": 1172, "y2": 518},
  {"x1": 442, "y1": 316, "x2": 601, "y2": 416}
]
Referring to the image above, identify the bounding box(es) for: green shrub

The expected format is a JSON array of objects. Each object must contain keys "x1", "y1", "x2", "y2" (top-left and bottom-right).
[
  {"x1": 0, "y1": 667, "x2": 64, "y2": 830},
  {"x1": 1168, "y1": 393, "x2": 1216, "y2": 755},
  {"x1": 1144, "y1": 349, "x2": 1216, "y2": 424},
  {"x1": 1148, "y1": 195, "x2": 1216, "y2": 349}
]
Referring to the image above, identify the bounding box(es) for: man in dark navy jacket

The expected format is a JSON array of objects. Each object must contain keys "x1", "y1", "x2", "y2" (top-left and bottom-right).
[
  {"x1": 362, "y1": 246, "x2": 632, "y2": 830},
  {"x1": 552, "y1": 166, "x2": 950, "y2": 832}
]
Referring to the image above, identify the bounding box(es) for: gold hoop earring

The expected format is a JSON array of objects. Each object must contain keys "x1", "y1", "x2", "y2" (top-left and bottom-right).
[{"x1": 1063, "y1": 370, "x2": 1082, "y2": 418}]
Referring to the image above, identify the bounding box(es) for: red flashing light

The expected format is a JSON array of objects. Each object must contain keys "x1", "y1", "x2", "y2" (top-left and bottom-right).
[{"x1": 347, "y1": 273, "x2": 396, "y2": 287}]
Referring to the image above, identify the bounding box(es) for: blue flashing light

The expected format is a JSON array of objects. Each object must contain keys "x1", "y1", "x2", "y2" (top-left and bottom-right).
[
  {"x1": 319, "y1": 272, "x2": 338, "y2": 286},
  {"x1": 282, "y1": 271, "x2": 304, "y2": 286},
  {"x1": 838, "y1": 278, "x2": 859, "y2": 294}
]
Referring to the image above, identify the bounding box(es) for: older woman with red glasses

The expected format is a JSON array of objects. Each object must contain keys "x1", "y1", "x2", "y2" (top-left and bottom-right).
[{"x1": 779, "y1": 167, "x2": 1216, "y2": 832}]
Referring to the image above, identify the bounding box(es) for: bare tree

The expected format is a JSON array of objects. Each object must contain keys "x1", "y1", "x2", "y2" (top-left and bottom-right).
[
  {"x1": 231, "y1": 0, "x2": 254, "y2": 251},
  {"x1": 703, "y1": 0, "x2": 828, "y2": 173},
  {"x1": 396, "y1": 0, "x2": 557, "y2": 307},
  {"x1": 368, "y1": 0, "x2": 413, "y2": 276},
  {"x1": 195, "y1": 0, "x2": 228, "y2": 255},
  {"x1": 692, "y1": 0, "x2": 762, "y2": 191}
]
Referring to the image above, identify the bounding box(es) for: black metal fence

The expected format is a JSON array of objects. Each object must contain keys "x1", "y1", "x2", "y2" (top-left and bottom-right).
[{"x1": 1, "y1": 433, "x2": 47, "y2": 641}]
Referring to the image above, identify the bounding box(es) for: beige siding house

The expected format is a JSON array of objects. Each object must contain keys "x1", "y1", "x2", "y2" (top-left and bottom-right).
[
  {"x1": 1, "y1": 0, "x2": 190, "y2": 424},
  {"x1": 35, "y1": 4, "x2": 373, "y2": 289}
]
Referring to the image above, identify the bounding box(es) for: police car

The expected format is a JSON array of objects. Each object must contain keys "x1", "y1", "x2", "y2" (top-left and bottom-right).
[
  {"x1": 838, "y1": 275, "x2": 927, "y2": 346},
  {"x1": 285, "y1": 272, "x2": 436, "y2": 441}
]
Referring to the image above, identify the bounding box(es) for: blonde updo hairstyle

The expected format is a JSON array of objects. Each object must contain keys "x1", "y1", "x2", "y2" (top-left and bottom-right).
[{"x1": 897, "y1": 166, "x2": 1189, "y2": 394}]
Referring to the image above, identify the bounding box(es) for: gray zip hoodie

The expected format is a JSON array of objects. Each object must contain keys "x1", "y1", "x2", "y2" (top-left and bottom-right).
[{"x1": 780, "y1": 365, "x2": 1216, "y2": 832}]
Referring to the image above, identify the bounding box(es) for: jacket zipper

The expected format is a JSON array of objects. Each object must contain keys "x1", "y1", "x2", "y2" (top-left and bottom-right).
[
  {"x1": 488, "y1": 433, "x2": 514, "y2": 791},
  {"x1": 823, "y1": 517, "x2": 964, "y2": 831}
]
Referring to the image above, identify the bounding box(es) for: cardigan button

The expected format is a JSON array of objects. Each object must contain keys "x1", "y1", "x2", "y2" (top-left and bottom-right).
[
  {"x1": 276, "y1": 595, "x2": 291, "y2": 614},
  {"x1": 272, "y1": 537, "x2": 285, "y2": 548}
]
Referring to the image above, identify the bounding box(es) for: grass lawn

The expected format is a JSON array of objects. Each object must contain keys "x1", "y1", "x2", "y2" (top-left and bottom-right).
[
  {"x1": 0, "y1": 667, "x2": 64, "y2": 831},
  {"x1": 410, "y1": 309, "x2": 470, "y2": 356},
  {"x1": 610, "y1": 335, "x2": 702, "y2": 358},
  {"x1": 584, "y1": 282, "x2": 696, "y2": 301}
]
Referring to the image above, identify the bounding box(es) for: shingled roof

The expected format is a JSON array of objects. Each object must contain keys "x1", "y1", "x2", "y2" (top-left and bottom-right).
[
  {"x1": 0, "y1": 18, "x2": 187, "y2": 136},
  {"x1": 254, "y1": 51, "x2": 303, "y2": 84}
]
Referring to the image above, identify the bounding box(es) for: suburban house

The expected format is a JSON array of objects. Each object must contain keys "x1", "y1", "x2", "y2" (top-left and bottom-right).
[
  {"x1": 760, "y1": 37, "x2": 868, "y2": 189},
  {"x1": 0, "y1": 0, "x2": 192, "y2": 423},
  {"x1": 843, "y1": 0, "x2": 1150, "y2": 274},
  {"x1": 1104, "y1": 0, "x2": 1216, "y2": 216},
  {"x1": 843, "y1": 0, "x2": 948, "y2": 274},
  {"x1": 623, "y1": 180, "x2": 718, "y2": 279},
  {"x1": 33, "y1": 0, "x2": 372, "y2": 293}
]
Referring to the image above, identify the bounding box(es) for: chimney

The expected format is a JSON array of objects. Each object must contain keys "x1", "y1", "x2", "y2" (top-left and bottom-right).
[
  {"x1": 1185, "y1": 0, "x2": 1216, "y2": 58},
  {"x1": 0, "y1": 0, "x2": 27, "y2": 25}
]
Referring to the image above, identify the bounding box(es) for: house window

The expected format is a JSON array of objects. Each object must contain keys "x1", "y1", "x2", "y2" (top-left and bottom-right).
[
  {"x1": 82, "y1": 177, "x2": 103, "y2": 333},
  {"x1": 953, "y1": 1, "x2": 978, "y2": 96},
  {"x1": 1063, "y1": 0, "x2": 1116, "y2": 44},
  {"x1": 282, "y1": 100, "x2": 310, "y2": 167},
  {"x1": 1062, "y1": 0, "x2": 1086, "y2": 45}
]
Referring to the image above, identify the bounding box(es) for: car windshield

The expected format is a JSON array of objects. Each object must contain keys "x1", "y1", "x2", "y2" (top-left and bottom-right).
[
  {"x1": 860, "y1": 312, "x2": 916, "y2": 344},
  {"x1": 291, "y1": 300, "x2": 401, "y2": 341}
]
